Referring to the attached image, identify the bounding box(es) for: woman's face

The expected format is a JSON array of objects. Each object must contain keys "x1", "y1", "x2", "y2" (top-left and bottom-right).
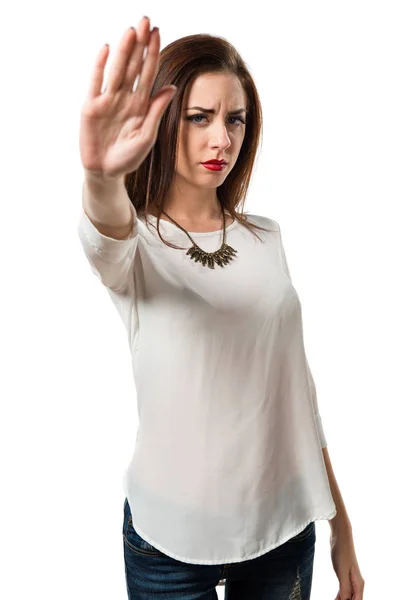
[{"x1": 175, "y1": 72, "x2": 247, "y2": 189}]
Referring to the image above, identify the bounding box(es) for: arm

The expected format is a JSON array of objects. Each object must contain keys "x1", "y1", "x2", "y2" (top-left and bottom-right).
[
  {"x1": 323, "y1": 449, "x2": 365, "y2": 597},
  {"x1": 322, "y1": 446, "x2": 353, "y2": 540},
  {"x1": 77, "y1": 173, "x2": 139, "y2": 293},
  {"x1": 277, "y1": 222, "x2": 353, "y2": 533},
  {"x1": 276, "y1": 222, "x2": 364, "y2": 593},
  {"x1": 276, "y1": 221, "x2": 328, "y2": 448},
  {"x1": 82, "y1": 171, "x2": 136, "y2": 239}
]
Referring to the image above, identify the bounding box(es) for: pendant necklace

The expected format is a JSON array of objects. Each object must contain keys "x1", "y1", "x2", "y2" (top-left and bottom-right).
[{"x1": 160, "y1": 204, "x2": 238, "y2": 269}]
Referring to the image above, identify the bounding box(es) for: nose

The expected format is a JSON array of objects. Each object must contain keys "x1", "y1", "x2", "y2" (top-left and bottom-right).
[{"x1": 209, "y1": 121, "x2": 232, "y2": 150}]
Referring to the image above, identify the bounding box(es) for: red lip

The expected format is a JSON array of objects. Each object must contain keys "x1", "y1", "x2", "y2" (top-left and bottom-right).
[{"x1": 202, "y1": 160, "x2": 227, "y2": 165}]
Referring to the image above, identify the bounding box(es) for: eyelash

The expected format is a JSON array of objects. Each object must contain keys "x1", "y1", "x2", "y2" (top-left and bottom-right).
[{"x1": 186, "y1": 114, "x2": 246, "y2": 125}]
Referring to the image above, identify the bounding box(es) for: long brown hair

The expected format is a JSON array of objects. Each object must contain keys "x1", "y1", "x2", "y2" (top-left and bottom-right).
[{"x1": 124, "y1": 32, "x2": 274, "y2": 249}]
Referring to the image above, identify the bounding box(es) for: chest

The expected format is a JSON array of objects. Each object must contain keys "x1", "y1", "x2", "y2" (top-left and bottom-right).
[{"x1": 135, "y1": 225, "x2": 300, "y2": 324}]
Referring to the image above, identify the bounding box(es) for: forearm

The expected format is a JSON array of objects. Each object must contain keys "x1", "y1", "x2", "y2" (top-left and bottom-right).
[
  {"x1": 322, "y1": 447, "x2": 353, "y2": 539},
  {"x1": 82, "y1": 170, "x2": 135, "y2": 238}
]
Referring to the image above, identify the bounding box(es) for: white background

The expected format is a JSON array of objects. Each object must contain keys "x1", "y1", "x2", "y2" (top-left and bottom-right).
[{"x1": 1, "y1": 1, "x2": 399, "y2": 598}]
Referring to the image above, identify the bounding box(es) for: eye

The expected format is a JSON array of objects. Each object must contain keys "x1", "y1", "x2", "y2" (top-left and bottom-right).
[{"x1": 185, "y1": 114, "x2": 246, "y2": 125}]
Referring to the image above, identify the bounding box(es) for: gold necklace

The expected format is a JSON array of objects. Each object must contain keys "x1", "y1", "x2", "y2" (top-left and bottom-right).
[{"x1": 160, "y1": 203, "x2": 238, "y2": 269}]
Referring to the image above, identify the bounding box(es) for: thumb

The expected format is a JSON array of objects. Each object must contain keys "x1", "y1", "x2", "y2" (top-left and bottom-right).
[{"x1": 144, "y1": 86, "x2": 177, "y2": 132}]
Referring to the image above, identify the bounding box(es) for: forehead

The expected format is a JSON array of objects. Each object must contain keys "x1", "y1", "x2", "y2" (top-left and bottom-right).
[{"x1": 184, "y1": 73, "x2": 246, "y2": 105}]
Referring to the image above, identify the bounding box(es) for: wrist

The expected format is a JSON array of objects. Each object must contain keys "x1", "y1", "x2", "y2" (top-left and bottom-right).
[{"x1": 83, "y1": 167, "x2": 125, "y2": 186}]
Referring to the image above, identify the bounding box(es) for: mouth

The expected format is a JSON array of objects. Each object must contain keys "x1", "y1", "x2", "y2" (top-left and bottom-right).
[{"x1": 201, "y1": 160, "x2": 228, "y2": 172}]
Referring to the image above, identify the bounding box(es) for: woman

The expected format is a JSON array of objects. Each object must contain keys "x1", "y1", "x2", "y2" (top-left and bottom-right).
[{"x1": 77, "y1": 15, "x2": 364, "y2": 600}]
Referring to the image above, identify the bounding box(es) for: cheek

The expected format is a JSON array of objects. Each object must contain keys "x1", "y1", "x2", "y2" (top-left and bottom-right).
[{"x1": 177, "y1": 136, "x2": 202, "y2": 163}]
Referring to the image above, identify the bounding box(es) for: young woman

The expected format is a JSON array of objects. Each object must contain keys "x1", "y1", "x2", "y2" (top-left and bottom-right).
[{"x1": 77, "y1": 15, "x2": 364, "y2": 600}]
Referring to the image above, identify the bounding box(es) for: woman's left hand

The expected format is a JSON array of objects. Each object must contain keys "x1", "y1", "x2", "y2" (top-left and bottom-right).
[{"x1": 330, "y1": 530, "x2": 365, "y2": 599}]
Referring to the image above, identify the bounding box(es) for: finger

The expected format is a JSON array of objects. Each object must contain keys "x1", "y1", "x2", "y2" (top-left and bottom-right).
[
  {"x1": 106, "y1": 49, "x2": 145, "y2": 95},
  {"x1": 87, "y1": 43, "x2": 109, "y2": 99},
  {"x1": 120, "y1": 17, "x2": 152, "y2": 92},
  {"x1": 142, "y1": 86, "x2": 177, "y2": 138},
  {"x1": 122, "y1": 53, "x2": 145, "y2": 93},
  {"x1": 134, "y1": 27, "x2": 162, "y2": 96},
  {"x1": 107, "y1": 27, "x2": 140, "y2": 94}
]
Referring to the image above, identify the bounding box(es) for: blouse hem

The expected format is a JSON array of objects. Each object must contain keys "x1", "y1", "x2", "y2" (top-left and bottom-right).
[{"x1": 129, "y1": 506, "x2": 337, "y2": 566}]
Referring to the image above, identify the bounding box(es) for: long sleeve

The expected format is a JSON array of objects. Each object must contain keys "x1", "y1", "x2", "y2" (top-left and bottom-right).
[
  {"x1": 77, "y1": 202, "x2": 139, "y2": 294},
  {"x1": 276, "y1": 221, "x2": 328, "y2": 448}
]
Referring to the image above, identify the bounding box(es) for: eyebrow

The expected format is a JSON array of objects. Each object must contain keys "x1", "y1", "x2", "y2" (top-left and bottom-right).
[{"x1": 184, "y1": 106, "x2": 248, "y2": 115}]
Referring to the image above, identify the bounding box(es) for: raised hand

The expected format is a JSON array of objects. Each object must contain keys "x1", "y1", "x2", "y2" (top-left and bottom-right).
[{"x1": 79, "y1": 16, "x2": 177, "y2": 181}]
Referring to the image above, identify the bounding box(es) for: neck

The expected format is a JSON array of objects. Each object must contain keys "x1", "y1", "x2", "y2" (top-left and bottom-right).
[
  {"x1": 162, "y1": 199, "x2": 223, "y2": 223},
  {"x1": 157, "y1": 175, "x2": 226, "y2": 222},
  {"x1": 148, "y1": 202, "x2": 233, "y2": 231}
]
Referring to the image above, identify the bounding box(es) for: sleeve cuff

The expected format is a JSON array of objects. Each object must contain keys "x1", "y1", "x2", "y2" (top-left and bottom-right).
[
  {"x1": 78, "y1": 202, "x2": 138, "y2": 262},
  {"x1": 315, "y1": 411, "x2": 328, "y2": 448}
]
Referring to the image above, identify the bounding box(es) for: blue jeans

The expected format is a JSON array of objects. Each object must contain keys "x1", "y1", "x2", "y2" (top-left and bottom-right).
[{"x1": 122, "y1": 497, "x2": 316, "y2": 599}]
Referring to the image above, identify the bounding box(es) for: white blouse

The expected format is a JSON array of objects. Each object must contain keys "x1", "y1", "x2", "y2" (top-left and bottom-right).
[{"x1": 77, "y1": 203, "x2": 336, "y2": 565}]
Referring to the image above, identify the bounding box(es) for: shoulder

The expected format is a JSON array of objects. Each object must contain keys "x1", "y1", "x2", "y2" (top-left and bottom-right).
[{"x1": 243, "y1": 213, "x2": 280, "y2": 232}]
